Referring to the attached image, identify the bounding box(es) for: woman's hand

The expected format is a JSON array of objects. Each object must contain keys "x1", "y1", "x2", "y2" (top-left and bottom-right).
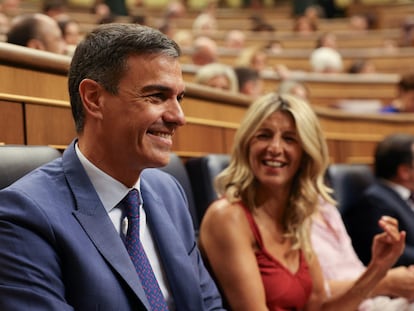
[{"x1": 370, "y1": 216, "x2": 405, "y2": 272}]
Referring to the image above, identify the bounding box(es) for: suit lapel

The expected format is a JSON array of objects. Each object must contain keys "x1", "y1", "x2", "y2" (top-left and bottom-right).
[
  {"x1": 62, "y1": 140, "x2": 151, "y2": 310},
  {"x1": 141, "y1": 177, "x2": 204, "y2": 311},
  {"x1": 379, "y1": 182, "x2": 414, "y2": 213}
]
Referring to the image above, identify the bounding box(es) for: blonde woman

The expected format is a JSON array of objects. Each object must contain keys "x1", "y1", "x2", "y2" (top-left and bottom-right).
[{"x1": 199, "y1": 93, "x2": 405, "y2": 311}]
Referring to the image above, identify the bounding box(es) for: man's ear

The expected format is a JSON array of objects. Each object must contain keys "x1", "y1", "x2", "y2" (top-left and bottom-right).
[
  {"x1": 79, "y1": 79, "x2": 104, "y2": 120},
  {"x1": 397, "y1": 163, "x2": 412, "y2": 182},
  {"x1": 27, "y1": 38, "x2": 45, "y2": 51}
]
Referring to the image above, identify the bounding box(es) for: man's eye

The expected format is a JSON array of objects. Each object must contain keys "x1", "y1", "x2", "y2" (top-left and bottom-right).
[
  {"x1": 145, "y1": 93, "x2": 165, "y2": 101},
  {"x1": 154, "y1": 93, "x2": 166, "y2": 100}
]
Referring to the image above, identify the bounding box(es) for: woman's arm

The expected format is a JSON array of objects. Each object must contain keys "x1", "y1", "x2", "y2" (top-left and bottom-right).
[
  {"x1": 199, "y1": 199, "x2": 269, "y2": 311},
  {"x1": 327, "y1": 265, "x2": 414, "y2": 302},
  {"x1": 306, "y1": 216, "x2": 406, "y2": 311},
  {"x1": 372, "y1": 265, "x2": 414, "y2": 300}
]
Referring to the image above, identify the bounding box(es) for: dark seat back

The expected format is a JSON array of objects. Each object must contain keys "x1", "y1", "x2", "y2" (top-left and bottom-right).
[
  {"x1": 326, "y1": 163, "x2": 374, "y2": 215},
  {"x1": 0, "y1": 145, "x2": 62, "y2": 190},
  {"x1": 158, "y1": 153, "x2": 199, "y2": 231},
  {"x1": 185, "y1": 154, "x2": 230, "y2": 225}
]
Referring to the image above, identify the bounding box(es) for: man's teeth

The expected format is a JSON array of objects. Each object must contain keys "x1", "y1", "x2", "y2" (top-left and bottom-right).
[{"x1": 152, "y1": 131, "x2": 171, "y2": 138}]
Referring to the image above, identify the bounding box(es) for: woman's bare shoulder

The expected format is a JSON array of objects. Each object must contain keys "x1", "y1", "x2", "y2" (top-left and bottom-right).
[
  {"x1": 203, "y1": 197, "x2": 246, "y2": 224},
  {"x1": 201, "y1": 198, "x2": 252, "y2": 239}
]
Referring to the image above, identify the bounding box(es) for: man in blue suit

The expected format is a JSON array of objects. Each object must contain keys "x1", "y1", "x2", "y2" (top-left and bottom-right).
[
  {"x1": 343, "y1": 133, "x2": 414, "y2": 267},
  {"x1": 0, "y1": 23, "x2": 225, "y2": 310}
]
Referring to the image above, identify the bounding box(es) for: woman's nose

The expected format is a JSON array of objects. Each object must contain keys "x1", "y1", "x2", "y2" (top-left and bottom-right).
[{"x1": 267, "y1": 137, "x2": 281, "y2": 154}]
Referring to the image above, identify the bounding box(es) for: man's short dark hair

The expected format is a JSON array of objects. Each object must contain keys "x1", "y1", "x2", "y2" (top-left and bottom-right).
[
  {"x1": 374, "y1": 133, "x2": 414, "y2": 179},
  {"x1": 68, "y1": 23, "x2": 181, "y2": 133}
]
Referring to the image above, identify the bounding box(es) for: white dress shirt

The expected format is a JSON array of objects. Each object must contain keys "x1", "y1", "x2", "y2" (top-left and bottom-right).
[{"x1": 75, "y1": 144, "x2": 174, "y2": 309}]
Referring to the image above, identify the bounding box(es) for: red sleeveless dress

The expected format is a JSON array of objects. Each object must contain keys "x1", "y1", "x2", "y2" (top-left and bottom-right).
[{"x1": 242, "y1": 204, "x2": 312, "y2": 311}]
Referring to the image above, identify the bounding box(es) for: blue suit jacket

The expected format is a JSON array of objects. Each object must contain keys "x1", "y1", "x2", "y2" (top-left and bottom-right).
[
  {"x1": 0, "y1": 140, "x2": 225, "y2": 310},
  {"x1": 343, "y1": 181, "x2": 414, "y2": 266}
]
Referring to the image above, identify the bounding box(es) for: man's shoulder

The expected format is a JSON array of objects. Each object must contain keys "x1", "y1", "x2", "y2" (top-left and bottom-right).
[
  {"x1": 357, "y1": 181, "x2": 404, "y2": 213},
  {"x1": 364, "y1": 180, "x2": 395, "y2": 198},
  {"x1": 0, "y1": 158, "x2": 72, "y2": 218},
  {"x1": 142, "y1": 167, "x2": 170, "y2": 179},
  {"x1": 141, "y1": 168, "x2": 177, "y2": 187},
  {"x1": 4, "y1": 157, "x2": 64, "y2": 191}
]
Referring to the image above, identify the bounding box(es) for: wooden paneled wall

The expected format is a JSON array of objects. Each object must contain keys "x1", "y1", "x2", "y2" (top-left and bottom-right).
[{"x1": 2, "y1": 42, "x2": 414, "y2": 165}]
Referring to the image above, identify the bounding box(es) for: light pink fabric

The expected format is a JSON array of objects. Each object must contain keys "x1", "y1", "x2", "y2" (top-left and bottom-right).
[
  {"x1": 311, "y1": 200, "x2": 365, "y2": 281},
  {"x1": 311, "y1": 200, "x2": 412, "y2": 311}
]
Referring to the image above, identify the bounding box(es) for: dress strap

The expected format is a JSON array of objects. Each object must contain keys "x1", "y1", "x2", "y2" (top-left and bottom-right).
[{"x1": 239, "y1": 203, "x2": 263, "y2": 248}]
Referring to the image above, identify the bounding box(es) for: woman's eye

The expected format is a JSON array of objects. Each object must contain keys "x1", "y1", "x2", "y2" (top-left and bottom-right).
[
  {"x1": 256, "y1": 132, "x2": 270, "y2": 139},
  {"x1": 284, "y1": 136, "x2": 297, "y2": 143}
]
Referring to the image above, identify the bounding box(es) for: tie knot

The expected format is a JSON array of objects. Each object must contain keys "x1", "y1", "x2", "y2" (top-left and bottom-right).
[{"x1": 123, "y1": 188, "x2": 140, "y2": 219}]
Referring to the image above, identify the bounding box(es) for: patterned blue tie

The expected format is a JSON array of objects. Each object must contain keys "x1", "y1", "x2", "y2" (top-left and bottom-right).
[{"x1": 123, "y1": 189, "x2": 169, "y2": 311}]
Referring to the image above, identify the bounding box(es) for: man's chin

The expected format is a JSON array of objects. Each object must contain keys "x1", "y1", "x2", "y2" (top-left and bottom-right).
[{"x1": 149, "y1": 152, "x2": 171, "y2": 168}]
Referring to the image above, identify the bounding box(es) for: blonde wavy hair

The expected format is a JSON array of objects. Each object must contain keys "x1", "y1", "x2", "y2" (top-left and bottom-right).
[{"x1": 215, "y1": 92, "x2": 334, "y2": 259}]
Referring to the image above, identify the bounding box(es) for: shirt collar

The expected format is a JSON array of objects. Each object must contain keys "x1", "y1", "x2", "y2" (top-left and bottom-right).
[
  {"x1": 75, "y1": 143, "x2": 141, "y2": 213},
  {"x1": 381, "y1": 179, "x2": 411, "y2": 201}
]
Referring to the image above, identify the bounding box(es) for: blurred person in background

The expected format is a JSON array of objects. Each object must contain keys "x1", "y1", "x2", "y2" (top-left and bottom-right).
[
  {"x1": 57, "y1": 18, "x2": 81, "y2": 56},
  {"x1": 316, "y1": 32, "x2": 337, "y2": 50},
  {"x1": 7, "y1": 13, "x2": 66, "y2": 55},
  {"x1": 234, "y1": 66, "x2": 263, "y2": 98},
  {"x1": 293, "y1": 15, "x2": 318, "y2": 35},
  {"x1": 343, "y1": 133, "x2": 414, "y2": 268},
  {"x1": 277, "y1": 79, "x2": 310, "y2": 101},
  {"x1": 191, "y1": 36, "x2": 218, "y2": 66},
  {"x1": 348, "y1": 59, "x2": 376, "y2": 74},
  {"x1": 236, "y1": 44, "x2": 269, "y2": 73},
  {"x1": 225, "y1": 30, "x2": 246, "y2": 50},
  {"x1": 173, "y1": 29, "x2": 193, "y2": 49},
  {"x1": 310, "y1": 47, "x2": 343, "y2": 73},
  {"x1": 43, "y1": 0, "x2": 66, "y2": 20},
  {"x1": 195, "y1": 62, "x2": 239, "y2": 92},
  {"x1": 381, "y1": 72, "x2": 414, "y2": 113}
]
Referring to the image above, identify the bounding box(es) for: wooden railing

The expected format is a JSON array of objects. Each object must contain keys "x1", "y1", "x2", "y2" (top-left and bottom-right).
[
  {"x1": 2, "y1": 41, "x2": 414, "y2": 165},
  {"x1": 0, "y1": 42, "x2": 248, "y2": 156},
  {"x1": 181, "y1": 63, "x2": 399, "y2": 108},
  {"x1": 180, "y1": 46, "x2": 414, "y2": 75},
  {"x1": 0, "y1": 86, "x2": 247, "y2": 156},
  {"x1": 0, "y1": 42, "x2": 70, "y2": 101},
  {"x1": 315, "y1": 106, "x2": 414, "y2": 164}
]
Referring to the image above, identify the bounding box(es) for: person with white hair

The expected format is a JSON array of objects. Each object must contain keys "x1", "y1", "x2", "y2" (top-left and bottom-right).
[
  {"x1": 225, "y1": 30, "x2": 246, "y2": 50},
  {"x1": 310, "y1": 46, "x2": 343, "y2": 73},
  {"x1": 192, "y1": 12, "x2": 217, "y2": 37},
  {"x1": 191, "y1": 36, "x2": 218, "y2": 66},
  {"x1": 195, "y1": 62, "x2": 239, "y2": 92}
]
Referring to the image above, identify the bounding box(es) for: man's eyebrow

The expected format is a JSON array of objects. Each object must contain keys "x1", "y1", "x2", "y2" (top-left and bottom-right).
[{"x1": 141, "y1": 84, "x2": 175, "y2": 93}]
